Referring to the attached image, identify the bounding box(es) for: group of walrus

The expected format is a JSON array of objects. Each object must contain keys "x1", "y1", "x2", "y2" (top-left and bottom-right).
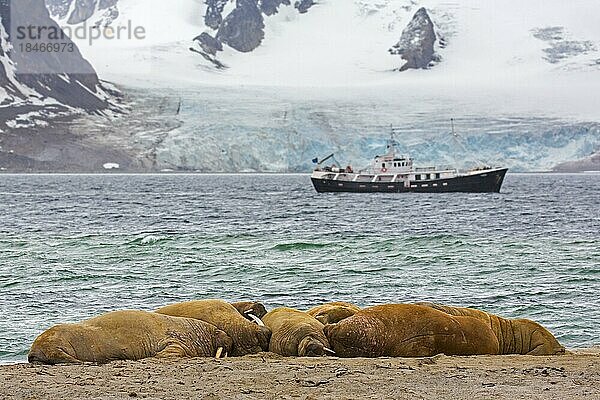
[{"x1": 28, "y1": 300, "x2": 565, "y2": 365}]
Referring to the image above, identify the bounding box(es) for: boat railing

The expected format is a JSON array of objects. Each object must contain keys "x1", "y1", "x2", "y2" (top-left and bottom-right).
[{"x1": 414, "y1": 166, "x2": 437, "y2": 172}]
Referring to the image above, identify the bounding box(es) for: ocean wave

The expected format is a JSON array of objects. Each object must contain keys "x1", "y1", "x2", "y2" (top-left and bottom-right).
[
  {"x1": 271, "y1": 242, "x2": 336, "y2": 251},
  {"x1": 128, "y1": 234, "x2": 171, "y2": 246}
]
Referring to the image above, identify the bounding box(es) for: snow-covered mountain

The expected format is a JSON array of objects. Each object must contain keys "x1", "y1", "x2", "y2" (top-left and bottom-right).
[
  {"x1": 0, "y1": 0, "x2": 121, "y2": 131},
  {"x1": 5, "y1": 0, "x2": 600, "y2": 171},
  {"x1": 46, "y1": 0, "x2": 600, "y2": 89}
]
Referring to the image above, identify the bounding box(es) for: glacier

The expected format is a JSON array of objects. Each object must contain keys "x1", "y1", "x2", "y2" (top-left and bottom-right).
[{"x1": 70, "y1": 85, "x2": 598, "y2": 173}]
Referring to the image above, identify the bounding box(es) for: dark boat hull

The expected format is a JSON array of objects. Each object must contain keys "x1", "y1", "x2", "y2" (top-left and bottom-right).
[{"x1": 311, "y1": 168, "x2": 508, "y2": 193}]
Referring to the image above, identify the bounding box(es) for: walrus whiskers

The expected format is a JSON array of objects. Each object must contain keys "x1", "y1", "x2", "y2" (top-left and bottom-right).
[
  {"x1": 246, "y1": 313, "x2": 265, "y2": 327},
  {"x1": 215, "y1": 347, "x2": 223, "y2": 359}
]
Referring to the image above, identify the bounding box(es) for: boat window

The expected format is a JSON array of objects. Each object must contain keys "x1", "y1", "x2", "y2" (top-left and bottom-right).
[
  {"x1": 426, "y1": 174, "x2": 430, "y2": 180},
  {"x1": 435, "y1": 173, "x2": 440, "y2": 179},
  {"x1": 382, "y1": 163, "x2": 386, "y2": 168},
  {"x1": 415, "y1": 175, "x2": 421, "y2": 181}
]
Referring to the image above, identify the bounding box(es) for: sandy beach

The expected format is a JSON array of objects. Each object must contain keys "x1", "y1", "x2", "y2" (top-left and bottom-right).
[{"x1": 1, "y1": 349, "x2": 598, "y2": 399}]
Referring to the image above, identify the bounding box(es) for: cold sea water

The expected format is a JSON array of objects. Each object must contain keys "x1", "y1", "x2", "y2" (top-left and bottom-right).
[{"x1": 0, "y1": 173, "x2": 598, "y2": 363}]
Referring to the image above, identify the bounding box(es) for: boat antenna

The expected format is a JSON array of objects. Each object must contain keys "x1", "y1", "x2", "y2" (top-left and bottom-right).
[{"x1": 451, "y1": 118, "x2": 456, "y2": 137}]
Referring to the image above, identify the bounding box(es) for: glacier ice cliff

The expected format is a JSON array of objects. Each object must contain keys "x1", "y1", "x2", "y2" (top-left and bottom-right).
[{"x1": 97, "y1": 87, "x2": 598, "y2": 173}]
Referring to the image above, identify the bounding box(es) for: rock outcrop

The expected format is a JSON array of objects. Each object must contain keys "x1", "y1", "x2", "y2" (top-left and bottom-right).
[
  {"x1": 389, "y1": 7, "x2": 439, "y2": 71},
  {"x1": 260, "y1": 0, "x2": 290, "y2": 16},
  {"x1": 204, "y1": 0, "x2": 229, "y2": 30},
  {"x1": 532, "y1": 26, "x2": 596, "y2": 64},
  {"x1": 194, "y1": 0, "x2": 315, "y2": 64},
  {"x1": 294, "y1": 0, "x2": 314, "y2": 14},
  {"x1": 195, "y1": 32, "x2": 223, "y2": 56},
  {"x1": 45, "y1": 0, "x2": 119, "y2": 26},
  {"x1": 216, "y1": 0, "x2": 265, "y2": 53}
]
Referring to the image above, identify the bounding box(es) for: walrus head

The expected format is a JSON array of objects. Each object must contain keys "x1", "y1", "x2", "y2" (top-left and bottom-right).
[
  {"x1": 245, "y1": 312, "x2": 266, "y2": 327},
  {"x1": 28, "y1": 325, "x2": 82, "y2": 364},
  {"x1": 513, "y1": 319, "x2": 566, "y2": 355},
  {"x1": 214, "y1": 330, "x2": 234, "y2": 358},
  {"x1": 298, "y1": 336, "x2": 332, "y2": 357},
  {"x1": 231, "y1": 301, "x2": 268, "y2": 320}
]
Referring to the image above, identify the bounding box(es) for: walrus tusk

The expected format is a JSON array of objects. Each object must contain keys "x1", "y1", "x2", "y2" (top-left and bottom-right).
[
  {"x1": 215, "y1": 347, "x2": 223, "y2": 359},
  {"x1": 323, "y1": 347, "x2": 336, "y2": 355},
  {"x1": 247, "y1": 313, "x2": 265, "y2": 327},
  {"x1": 244, "y1": 309, "x2": 254, "y2": 314}
]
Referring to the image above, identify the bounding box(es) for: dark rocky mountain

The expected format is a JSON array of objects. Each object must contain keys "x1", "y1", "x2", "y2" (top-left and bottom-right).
[
  {"x1": 194, "y1": 0, "x2": 316, "y2": 67},
  {"x1": 0, "y1": 0, "x2": 120, "y2": 129},
  {"x1": 45, "y1": 0, "x2": 119, "y2": 26},
  {"x1": 217, "y1": 0, "x2": 265, "y2": 53},
  {"x1": 389, "y1": 7, "x2": 442, "y2": 71}
]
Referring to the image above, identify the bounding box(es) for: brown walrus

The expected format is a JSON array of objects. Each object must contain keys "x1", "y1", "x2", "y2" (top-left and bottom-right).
[
  {"x1": 416, "y1": 302, "x2": 565, "y2": 355},
  {"x1": 231, "y1": 301, "x2": 268, "y2": 320},
  {"x1": 306, "y1": 301, "x2": 361, "y2": 325},
  {"x1": 262, "y1": 307, "x2": 334, "y2": 357},
  {"x1": 324, "y1": 304, "x2": 499, "y2": 358},
  {"x1": 156, "y1": 299, "x2": 271, "y2": 356},
  {"x1": 28, "y1": 310, "x2": 233, "y2": 365}
]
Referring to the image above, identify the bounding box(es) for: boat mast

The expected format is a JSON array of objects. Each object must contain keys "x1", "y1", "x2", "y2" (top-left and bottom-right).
[
  {"x1": 388, "y1": 124, "x2": 402, "y2": 156},
  {"x1": 449, "y1": 118, "x2": 485, "y2": 167}
]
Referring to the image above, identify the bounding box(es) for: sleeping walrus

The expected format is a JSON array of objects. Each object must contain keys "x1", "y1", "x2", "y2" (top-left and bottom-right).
[
  {"x1": 324, "y1": 304, "x2": 499, "y2": 358},
  {"x1": 28, "y1": 310, "x2": 233, "y2": 364},
  {"x1": 306, "y1": 301, "x2": 361, "y2": 325},
  {"x1": 416, "y1": 302, "x2": 565, "y2": 355},
  {"x1": 262, "y1": 307, "x2": 334, "y2": 357},
  {"x1": 156, "y1": 299, "x2": 271, "y2": 356}
]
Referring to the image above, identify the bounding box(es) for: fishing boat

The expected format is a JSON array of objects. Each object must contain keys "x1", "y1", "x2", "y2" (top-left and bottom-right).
[{"x1": 311, "y1": 125, "x2": 508, "y2": 193}]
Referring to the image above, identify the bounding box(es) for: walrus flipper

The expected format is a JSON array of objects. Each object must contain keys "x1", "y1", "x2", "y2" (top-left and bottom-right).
[
  {"x1": 155, "y1": 342, "x2": 189, "y2": 358},
  {"x1": 307, "y1": 302, "x2": 361, "y2": 325}
]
